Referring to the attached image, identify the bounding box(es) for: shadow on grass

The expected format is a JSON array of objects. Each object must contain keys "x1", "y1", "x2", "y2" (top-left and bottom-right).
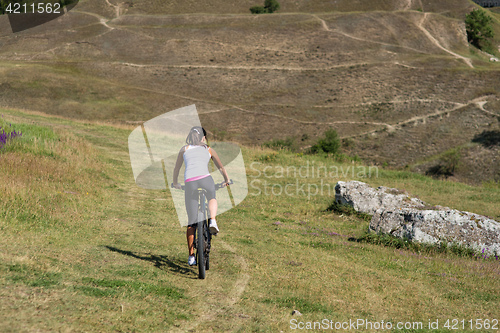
[
  {"x1": 105, "y1": 246, "x2": 198, "y2": 279},
  {"x1": 472, "y1": 130, "x2": 500, "y2": 147},
  {"x1": 348, "y1": 231, "x2": 479, "y2": 258}
]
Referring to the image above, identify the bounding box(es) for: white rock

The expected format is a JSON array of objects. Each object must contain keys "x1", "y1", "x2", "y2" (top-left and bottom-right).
[
  {"x1": 335, "y1": 181, "x2": 500, "y2": 255},
  {"x1": 335, "y1": 181, "x2": 426, "y2": 215}
]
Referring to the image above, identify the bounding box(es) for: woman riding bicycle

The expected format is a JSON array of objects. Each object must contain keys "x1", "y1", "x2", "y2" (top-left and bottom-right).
[{"x1": 172, "y1": 126, "x2": 230, "y2": 266}]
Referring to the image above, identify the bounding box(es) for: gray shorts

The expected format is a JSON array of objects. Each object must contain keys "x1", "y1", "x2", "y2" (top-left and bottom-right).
[{"x1": 185, "y1": 176, "x2": 215, "y2": 226}]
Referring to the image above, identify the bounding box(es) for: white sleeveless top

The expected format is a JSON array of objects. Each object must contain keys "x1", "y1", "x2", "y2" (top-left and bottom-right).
[{"x1": 183, "y1": 145, "x2": 211, "y2": 182}]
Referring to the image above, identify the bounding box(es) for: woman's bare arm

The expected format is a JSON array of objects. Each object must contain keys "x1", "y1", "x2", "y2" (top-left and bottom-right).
[
  {"x1": 209, "y1": 148, "x2": 230, "y2": 184},
  {"x1": 172, "y1": 147, "x2": 186, "y2": 188}
]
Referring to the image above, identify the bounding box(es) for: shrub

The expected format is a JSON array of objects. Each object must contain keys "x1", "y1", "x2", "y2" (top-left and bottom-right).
[
  {"x1": 250, "y1": 5, "x2": 266, "y2": 14},
  {"x1": 264, "y1": 0, "x2": 280, "y2": 13},
  {"x1": 465, "y1": 8, "x2": 494, "y2": 51},
  {"x1": 309, "y1": 129, "x2": 341, "y2": 155},
  {"x1": 250, "y1": 0, "x2": 280, "y2": 14},
  {"x1": 426, "y1": 149, "x2": 461, "y2": 177}
]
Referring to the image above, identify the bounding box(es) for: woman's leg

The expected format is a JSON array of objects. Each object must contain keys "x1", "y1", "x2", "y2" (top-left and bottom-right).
[
  {"x1": 186, "y1": 226, "x2": 195, "y2": 256},
  {"x1": 185, "y1": 181, "x2": 198, "y2": 256},
  {"x1": 208, "y1": 198, "x2": 217, "y2": 220}
]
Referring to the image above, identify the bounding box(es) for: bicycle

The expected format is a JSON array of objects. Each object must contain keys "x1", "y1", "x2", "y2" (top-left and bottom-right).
[{"x1": 171, "y1": 179, "x2": 233, "y2": 279}]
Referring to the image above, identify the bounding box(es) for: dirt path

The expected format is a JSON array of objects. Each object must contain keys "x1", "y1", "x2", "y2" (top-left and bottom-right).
[
  {"x1": 312, "y1": 14, "x2": 425, "y2": 54},
  {"x1": 416, "y1": 13, "x2": 473, "y2": 68},
  {"x1": 69, "y1": 10, "x2": 154, "y2": 41},
  {"x1": 344, "y1": 96, "x2": 497, "y2": 139},
  {"x1": 313, "y1": 13, "x2": 473, "y2": 68},
  {"x1": 170, "y1": 240, "x2": 250, "y2": 332},
  {"x1": 475, "y1": 100, "x2": 499, "y2": 117},
  {"x1": 114, "y1": 61, "x2": 371, "y2": 71},
  {"x1": 400, "y1": 0, "x2": 423, "y2": 11},
  {"x1": 104, "y1": 0, "x2": 121, "y2": 18},
  {"x1": 33, "y1": 67, "x2": 486, "y2": 138}
]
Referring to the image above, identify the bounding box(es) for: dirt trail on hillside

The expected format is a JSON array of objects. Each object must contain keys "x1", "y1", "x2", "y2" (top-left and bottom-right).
[
  {"x1": 100, "y1": 74, "x2": 493, "y2": 136},
  {"x1": 416, "y1": 13, "x2": 473, "y2": 68},
  {"x1": 104, "y1": 0, "x2": 121, "y2": 18},
  {"x1": 400, "y1": 0, "x2": 423, "y2": 11},
  {"x1": 24, "y1": 61, "x2": 488, "y2": 140},
  {"x1": 169, "y1": 240, "x2": 250, "y2": 332},
  {"x1": 475, "y1": 100, "x2": 499, "y2": 117},
  {"x1": 312, "y1": 15, "x2": 424, "y2": 54},
  {"x1": 71, "y1": 2, "x2": 154, "y2": 42},
  {"x1": 344, "y1": 96, "x2": 496, "y2": 139},
  {"x1": 114, "y1": 61, "x2": 369, "y2": 71},
  {"x1": 313, "y1": 13, "x2": 473, "y2": 68}
]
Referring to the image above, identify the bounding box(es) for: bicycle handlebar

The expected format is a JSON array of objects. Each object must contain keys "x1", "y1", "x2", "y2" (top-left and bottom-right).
[{"x1": 171, "y1": 179, "x2": 233, "y2": 191}]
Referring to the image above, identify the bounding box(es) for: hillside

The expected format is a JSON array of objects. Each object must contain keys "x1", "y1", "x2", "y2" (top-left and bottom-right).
[
  {"x1": 0, "y1": 0, "x2": 499, "y2": 183},
  {"x1": 0, "y1": 109, "x2": 499, "y2": 332}
]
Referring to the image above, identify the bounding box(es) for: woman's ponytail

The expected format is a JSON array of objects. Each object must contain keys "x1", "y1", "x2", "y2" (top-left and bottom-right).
[{"x1": 186, "y1": 126, "x2": 208, "y2": 146}]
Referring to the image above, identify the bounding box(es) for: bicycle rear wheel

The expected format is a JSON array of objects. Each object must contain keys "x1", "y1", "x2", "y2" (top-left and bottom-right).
[{"x1": 197, "y1": 221, "x2": 206, "y2": 279}]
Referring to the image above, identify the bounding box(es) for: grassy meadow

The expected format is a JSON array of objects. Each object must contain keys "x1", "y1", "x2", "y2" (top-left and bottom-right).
[{"x1": 0, "y1": 108, "x2": 499, "y2": 332}]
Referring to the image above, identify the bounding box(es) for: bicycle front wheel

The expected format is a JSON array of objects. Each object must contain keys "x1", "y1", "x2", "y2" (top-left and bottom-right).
[{"x1": 197, "y1": 221, "x2": 206, "y2": 279}]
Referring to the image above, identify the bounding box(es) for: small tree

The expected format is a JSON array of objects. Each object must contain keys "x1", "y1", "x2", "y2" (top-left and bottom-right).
[
  {"x1": 264, "y1": 0, "x2": 280, "y2": 13},
  {"x1": 465, "y1": 8, "x2": 494, "y2": 50}
]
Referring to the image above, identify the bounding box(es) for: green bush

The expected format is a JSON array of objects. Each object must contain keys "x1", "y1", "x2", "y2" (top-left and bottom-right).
[
  {"x1": 264, "y1": 0, "x2": 280, "y2": 13},
  {"x1": 250, "y1": 0, "x2": 280, "y2": 14},
  {"x1": 465, "y1": 8, "x2": 494, "y2": 51},
  {"x1": 250, "y1": 5, "x2": 266, "y2": 14},
  {"x1": 309, "y1": 129, "x2": 341, "y2": 155},
  {"x1": 426, "y1": 149, "x2": 461, "y2": 177}
]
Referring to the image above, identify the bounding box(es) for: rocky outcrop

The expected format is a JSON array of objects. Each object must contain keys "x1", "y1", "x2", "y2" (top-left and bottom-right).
[
  {"x1": 335, "y1": 181, "x2": 427, "y2": 214},
  {"x1": 335, "y1": 181, "x2": 500, "y2": 255}
]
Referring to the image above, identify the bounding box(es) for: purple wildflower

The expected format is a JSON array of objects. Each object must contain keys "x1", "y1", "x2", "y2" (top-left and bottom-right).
[{"x1": 0, "y1": 120, "x2": 22, "y2": 149}]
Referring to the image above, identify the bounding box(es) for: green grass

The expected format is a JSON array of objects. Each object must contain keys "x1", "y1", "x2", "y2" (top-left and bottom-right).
[
  {"x1": 354, "y1": 231, "x2": 479, "y2": 258},
  {"x1": 76, "y1": 277, "x2": 184, "y2": 299},
  {"x1": 0, "y1": 109, "x2": 499, "y2": 332},
  {"x1": 262, "y1": 296, "x2": 333, "y2": 314},
  {"x1": 4, "y1": 263, "x2": 62, "y2": 288}
]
